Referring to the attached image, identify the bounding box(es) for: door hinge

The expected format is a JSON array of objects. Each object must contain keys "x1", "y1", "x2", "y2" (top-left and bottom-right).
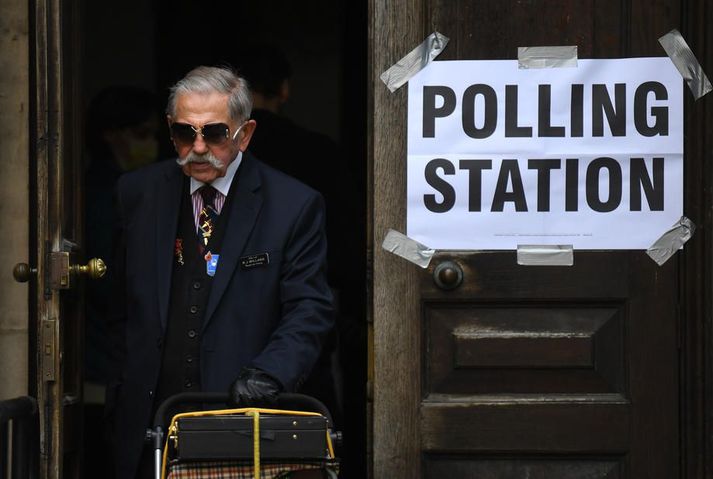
[{"x1": 41, "y1": 319, "x2": 57, "y2": 382}]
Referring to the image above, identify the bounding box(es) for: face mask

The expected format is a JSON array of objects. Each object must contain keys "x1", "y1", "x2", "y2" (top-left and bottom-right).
[{"x1": 122, "y1": 136, "x2": 158, "y2": 171}]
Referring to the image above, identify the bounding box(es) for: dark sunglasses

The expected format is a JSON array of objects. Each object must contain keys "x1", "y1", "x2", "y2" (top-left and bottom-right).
[{"x1": 170, "y1": 122, "x2": 244, "y2": 146}]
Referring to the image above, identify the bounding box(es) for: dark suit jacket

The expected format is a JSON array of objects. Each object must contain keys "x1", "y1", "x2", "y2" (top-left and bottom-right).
[{"x1": 107, "y1": 152, "x2": 334, "y2": 478}]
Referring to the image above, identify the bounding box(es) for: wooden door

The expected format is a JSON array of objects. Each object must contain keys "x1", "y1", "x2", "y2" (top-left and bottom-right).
[
  {"x1": 420, "y1": 252, "x2": 676, "y2": 478},
  {"x1": 29, "y1": 0, "x2": 87, "y2": 476},
  {"x1": 369, "y1": 1, "x2": 709, "y2": 477}
]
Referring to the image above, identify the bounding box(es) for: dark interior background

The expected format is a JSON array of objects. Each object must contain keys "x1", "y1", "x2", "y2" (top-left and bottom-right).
[
  {"x1": 81, "y1": 1, "x2": 367, "y2": 477},
  {"x1": 83, "y1": 1, "x2": 366, "y2": 165}
]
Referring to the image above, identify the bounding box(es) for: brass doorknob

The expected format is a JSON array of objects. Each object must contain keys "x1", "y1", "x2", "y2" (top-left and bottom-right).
[
  {"x1": 70, "y1": 258, "x2": 107, "y2": 280},
  {"x1": 13, "y1": 263, "x2": 37, "y2": 283},
  {"x1": 433, "y1": 260, "x2": 463, "y2": 290}
]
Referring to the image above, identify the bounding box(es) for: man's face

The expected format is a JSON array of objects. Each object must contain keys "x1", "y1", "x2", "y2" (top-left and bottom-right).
[{"x1": 169, "y1": 91, "x2": 255, "y2": 183}]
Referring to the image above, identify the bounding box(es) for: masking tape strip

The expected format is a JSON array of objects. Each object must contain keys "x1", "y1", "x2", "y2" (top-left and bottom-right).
[
  {"x1": 382, "y1": 229, "x2": 435, "y2": 268},
  {"x1": 517, "y1": 245, "x2": 574, "y2": 266},
  {"x1": 659, "y1": 29, "x2": 712, "y2": 100},
  {"x1": 646, "y1": 216, "x2": 695, "y2": 266},
  {"x1": 380, "y1": 32, "x2": 449, "y2": 93},
  {"x1": 518, "y1": 46, "x2": 578, "y2": 69}
]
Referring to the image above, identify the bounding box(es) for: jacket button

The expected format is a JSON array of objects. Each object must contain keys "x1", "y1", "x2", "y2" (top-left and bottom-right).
[
  {"x1": 184, "y1": 380, "x2": 192, "y2": 388},
  {"x1": 192, "y1": 281, "x2": 201, "y2": 290},
  {"x1": 148, "y1": 390, "x2": 154, "y2": 398},
  {"x1": 188, "y1": 329, "x2": 197, "y2": 339},
  {"x1": 186, "y1": 355, "x2": 193, "y2": 364},
  {"x1": 189, "y1": 305, "x2": 198, "y2": 314}
]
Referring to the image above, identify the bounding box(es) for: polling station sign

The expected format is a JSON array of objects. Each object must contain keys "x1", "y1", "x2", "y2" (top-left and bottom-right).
[{"x1": 407, "y1": 58, "x2": 683, "y2": 250}]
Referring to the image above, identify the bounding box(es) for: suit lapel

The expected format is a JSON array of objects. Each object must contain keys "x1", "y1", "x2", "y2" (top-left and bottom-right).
[
  {"x1": 203, "y1": 153, "x2": 263, "y2": 330},
  {"x1": 156, "y1": 164, "x2": 184, "y2": 332}
]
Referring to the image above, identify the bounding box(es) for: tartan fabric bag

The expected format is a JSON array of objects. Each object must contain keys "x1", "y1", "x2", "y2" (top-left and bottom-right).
[{"x1": 167, "y1": 460, "x2": 336, "y2": 478}]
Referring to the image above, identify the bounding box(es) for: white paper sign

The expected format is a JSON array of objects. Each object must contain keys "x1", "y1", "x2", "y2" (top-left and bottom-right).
[{"x1": 407, "y1": 58, "x2": 683, "y2": 250}]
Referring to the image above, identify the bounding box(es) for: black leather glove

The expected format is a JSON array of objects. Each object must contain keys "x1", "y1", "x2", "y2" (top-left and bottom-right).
[{"x1": 228, "y1": 368, "x2": 282, "y2": 407}]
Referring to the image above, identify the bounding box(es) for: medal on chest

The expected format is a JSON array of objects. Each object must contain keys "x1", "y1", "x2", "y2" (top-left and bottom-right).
[{"x1": 174, "y1": 238, "x2": 184, "y2": 266}]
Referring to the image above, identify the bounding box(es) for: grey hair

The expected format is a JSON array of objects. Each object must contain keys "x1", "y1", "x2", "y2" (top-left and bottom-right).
[{"x1": 166, "y1": 66, "x2": 252, "y2": 123}]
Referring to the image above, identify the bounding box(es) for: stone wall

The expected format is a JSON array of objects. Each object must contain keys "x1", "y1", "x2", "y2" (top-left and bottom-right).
[{"x1": 0, "y1": 0, "x2": 29, "y2": 400}]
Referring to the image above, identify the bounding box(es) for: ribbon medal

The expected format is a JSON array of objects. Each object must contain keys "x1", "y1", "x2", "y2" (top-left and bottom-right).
[{"x1": 174, "y1": 239, "x2": 184, "y2": 266}]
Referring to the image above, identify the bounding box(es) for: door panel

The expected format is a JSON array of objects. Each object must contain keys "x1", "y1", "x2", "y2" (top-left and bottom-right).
[
  {"x1": 424, "y1": 456, "x2": 624, "y2": 479},
  {"x1": 422, "y1": 403, "x2": 631, "y2": 451},
  {"x1": 425, "y1": 305, "x2": 626, "y2": 395},
  {"x1": 421, "y1": 252, "x2": 677, "y2": 477}
]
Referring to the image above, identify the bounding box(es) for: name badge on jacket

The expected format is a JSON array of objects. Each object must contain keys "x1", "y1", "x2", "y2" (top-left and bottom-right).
[{"x1": 240, "y1": 253, "x2": 270, "y2": 269}]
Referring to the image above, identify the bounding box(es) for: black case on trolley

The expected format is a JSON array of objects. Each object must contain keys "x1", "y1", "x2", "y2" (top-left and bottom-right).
[{"x1": 175, "y1": 414, "x2": 330, "y2": 460}]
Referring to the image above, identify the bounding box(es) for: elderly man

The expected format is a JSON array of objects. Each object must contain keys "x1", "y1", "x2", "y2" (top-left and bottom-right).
[{"x1": 106, "y1": 66, "x2": 334, "y2": 478}]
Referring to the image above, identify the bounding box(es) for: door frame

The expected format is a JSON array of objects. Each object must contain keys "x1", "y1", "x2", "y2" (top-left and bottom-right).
[
  {"x1": 30, "y1": 0, "x2": 65, "y2": 473},
  {"x1": 679, "y1": 1, "x2": 713, "y2": 477},
  {"x1": 367, "y1": 1, "x2": 713, "y2": 477},
  {"x1": 368, "y1": 1, "x2": 424, "y2": 477}
]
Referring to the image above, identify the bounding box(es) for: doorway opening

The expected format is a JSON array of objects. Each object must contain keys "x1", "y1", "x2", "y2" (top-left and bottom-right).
[{"x1": 80, "y1": 2, "x2": 367, "y2": 477}]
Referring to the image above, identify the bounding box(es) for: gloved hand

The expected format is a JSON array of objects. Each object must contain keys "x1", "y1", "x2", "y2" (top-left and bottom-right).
[{"x1": 228, "y1": 368, "x2": 282, "y2": 407}]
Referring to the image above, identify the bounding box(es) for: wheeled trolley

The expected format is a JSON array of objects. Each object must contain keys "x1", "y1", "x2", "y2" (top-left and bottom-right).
[{"x1": 148, "y1": 393, "x2": 340, "y2": 479}]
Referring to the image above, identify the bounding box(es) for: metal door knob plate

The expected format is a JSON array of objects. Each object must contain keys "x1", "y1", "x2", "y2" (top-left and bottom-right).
[
  {"x1": 48, "y1": 253, "x2": 107, "y2": 289},
  {"x1": 433, "y1": 261, "x2": 463, "y2": 290}
]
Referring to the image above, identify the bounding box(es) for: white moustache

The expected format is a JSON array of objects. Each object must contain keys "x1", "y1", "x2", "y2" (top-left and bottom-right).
[{"x1": 175, "y1": 151, "x2": 223, "y2": 169}]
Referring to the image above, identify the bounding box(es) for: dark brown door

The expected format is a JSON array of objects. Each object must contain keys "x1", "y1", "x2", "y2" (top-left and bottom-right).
[
  {"x1": 29, "y1": 0, "x2": 89, "y2": 476},
  {"x1": 420, "y1": 252, "x2": 677, "y2": 478},
  {"x1": 369, "y1": 1, "x2": 696, "y2": 478}
]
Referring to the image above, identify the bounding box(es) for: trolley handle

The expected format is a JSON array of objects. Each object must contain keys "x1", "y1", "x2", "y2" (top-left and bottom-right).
[
  {"x1": 148, "y1": 392, "x2": 342, "y2": 479},
  {"x1": 152, "y1": 392, "x2": 334, "y2": 431}
]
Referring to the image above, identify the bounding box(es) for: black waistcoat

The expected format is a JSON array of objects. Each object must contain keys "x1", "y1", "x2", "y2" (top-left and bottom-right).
[{"x1": 154, "y1": 177, "x2": 238, "y2": 410}]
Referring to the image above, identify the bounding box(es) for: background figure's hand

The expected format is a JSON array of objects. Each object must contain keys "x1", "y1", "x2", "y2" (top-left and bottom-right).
[{"x1": 228, "y1": 368, "x2": 282, "y2": 407}]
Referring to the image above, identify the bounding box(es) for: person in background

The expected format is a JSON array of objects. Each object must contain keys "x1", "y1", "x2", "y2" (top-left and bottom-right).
[{"x1": 83, "y1": 85, "x2": 159, "y2": 477}]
